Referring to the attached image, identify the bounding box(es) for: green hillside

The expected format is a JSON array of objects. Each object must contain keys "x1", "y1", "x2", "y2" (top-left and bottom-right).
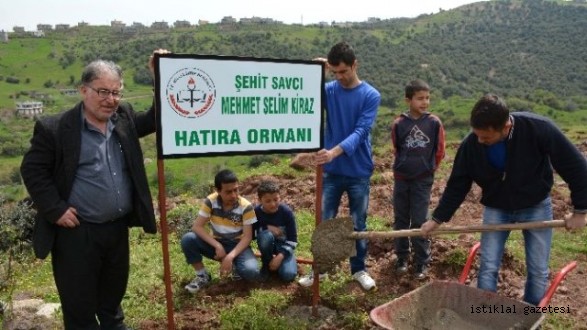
[
  {"x1": 2, "y1": 0, "x2": 587, "y2": 105},
  {"x1": 1, "y1": 0, "x2": 587, "y2": 200}
]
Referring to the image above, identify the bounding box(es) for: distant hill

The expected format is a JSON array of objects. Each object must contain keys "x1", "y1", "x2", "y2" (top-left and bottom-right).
[
  {"x1": 1, "y1": 0, "x2": 587, "y2": 202},
  {"x1": 1, "y1": 0, "x2": 587, "y2": 109}
]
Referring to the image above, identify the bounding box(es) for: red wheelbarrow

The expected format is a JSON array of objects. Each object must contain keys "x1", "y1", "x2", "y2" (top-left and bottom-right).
[{"x1": 370, "y1": 242, "x2": 577, "y2": 330}]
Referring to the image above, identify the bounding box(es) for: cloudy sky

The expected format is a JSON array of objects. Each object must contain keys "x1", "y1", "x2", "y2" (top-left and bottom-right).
[{"x1": 0, "y1": 0, "x2": 486, "y2": 31}]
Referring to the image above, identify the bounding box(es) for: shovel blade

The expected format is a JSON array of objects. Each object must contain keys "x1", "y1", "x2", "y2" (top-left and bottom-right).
[{"x1": 311, "y1": 217, "x2": 356, "y2": 273}]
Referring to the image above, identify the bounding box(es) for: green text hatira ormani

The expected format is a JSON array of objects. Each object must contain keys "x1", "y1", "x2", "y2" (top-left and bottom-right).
[{"x1": 174, "y1": 128, "x2": 312, "y2": 146}]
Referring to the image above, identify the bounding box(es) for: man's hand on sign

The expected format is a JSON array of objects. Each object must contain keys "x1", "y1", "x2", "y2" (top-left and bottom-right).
[{"x1": 149, "y1": 48, "x2": 172, "y2": 76}]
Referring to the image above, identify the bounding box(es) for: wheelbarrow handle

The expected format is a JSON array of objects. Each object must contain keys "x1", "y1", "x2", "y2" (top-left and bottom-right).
[{"x1": 349, "y1": 220, "x2": 566, "y2": 239}]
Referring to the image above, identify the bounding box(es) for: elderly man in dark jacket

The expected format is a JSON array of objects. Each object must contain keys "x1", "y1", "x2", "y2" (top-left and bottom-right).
[{"x1": 21, "y1": 51, "x2": 167, "y2": 329}]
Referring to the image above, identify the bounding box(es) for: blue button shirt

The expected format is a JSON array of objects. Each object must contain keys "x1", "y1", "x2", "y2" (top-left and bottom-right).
[{"x1": 68, "y1": 109, "x2": 132, "y2": 223}]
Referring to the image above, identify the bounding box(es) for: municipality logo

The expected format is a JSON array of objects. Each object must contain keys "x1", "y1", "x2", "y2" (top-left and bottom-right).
[{"x1": 166, "y1": 68, "x2": 216, "y2": 118}]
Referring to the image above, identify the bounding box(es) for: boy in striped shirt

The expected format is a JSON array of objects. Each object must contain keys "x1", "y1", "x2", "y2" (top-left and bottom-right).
[{"x1": 181, "y1": 169, "x2": 260, "y2": 293}]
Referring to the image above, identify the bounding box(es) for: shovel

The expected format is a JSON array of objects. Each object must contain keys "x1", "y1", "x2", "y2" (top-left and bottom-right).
[{"x1": 310, "y1": 217, "x2": 566, "y2": 273}]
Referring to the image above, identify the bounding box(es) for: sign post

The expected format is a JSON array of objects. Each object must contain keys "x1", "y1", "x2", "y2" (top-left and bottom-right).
[{"x1": 153, "y1": 53, "x2": 324, "y2": 328}]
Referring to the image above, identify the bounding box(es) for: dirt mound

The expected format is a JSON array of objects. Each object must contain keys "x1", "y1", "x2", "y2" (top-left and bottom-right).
[{"x1": 144, "y1": 145, "x2": 586, "y2": 329}]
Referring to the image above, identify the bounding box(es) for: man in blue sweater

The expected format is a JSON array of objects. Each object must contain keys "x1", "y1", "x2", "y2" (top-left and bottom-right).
[
  {"x1": 421, "y1": 94, "x2": 587, "y2": 305},
  {"x1": 298, "y1": 41, "x2": 381, "y2": 290}
]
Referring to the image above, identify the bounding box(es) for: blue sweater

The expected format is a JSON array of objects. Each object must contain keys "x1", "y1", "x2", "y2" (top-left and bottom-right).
[
  {"x1": 254, "y1": 203, "x2": 298, "y2": 249},
  {"x1": 323, "y1": 80, "x2": 381, "y2": 178}
]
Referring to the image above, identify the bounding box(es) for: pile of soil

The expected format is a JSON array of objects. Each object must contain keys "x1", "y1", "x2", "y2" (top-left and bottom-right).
[{"x1": 142, "y1": 144, "x2": 587, "y2": 329}]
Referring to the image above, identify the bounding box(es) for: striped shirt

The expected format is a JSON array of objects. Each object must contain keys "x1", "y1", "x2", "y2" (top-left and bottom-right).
[{"x1": 199, "y1": 192, "x2": 257, "y2": 241}]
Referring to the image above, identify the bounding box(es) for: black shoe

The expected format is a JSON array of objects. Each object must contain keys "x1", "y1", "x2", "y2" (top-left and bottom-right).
[
  {"x1": 259, "y1": 264, "x2": 270, "y2": 282},
  {"x1": 395, "y1": 258, "x2": 408, "y2": 274},
  {"x1": 414, "y1": 264, "x2": 428, "y2": 280}
]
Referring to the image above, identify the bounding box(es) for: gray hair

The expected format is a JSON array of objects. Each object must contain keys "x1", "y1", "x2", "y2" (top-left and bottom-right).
[{"x1": 80, "y1": 60, "x2": 123, "y2": 85}]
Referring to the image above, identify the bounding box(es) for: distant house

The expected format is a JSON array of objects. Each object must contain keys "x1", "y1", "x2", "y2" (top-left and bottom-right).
[
  {"x1": 60, "y1": 89, "x2": 78, "y2": 96},
  {"x1": 29, "y1": 91, "x2": 52, "y2": 101},
  {"x1": 198, "y1": 20, "x2": 209, "y2": 26},
  {"x1": 13, "y1": 26, "x2": 25, "y2": 33},
  {"x1": 131, "y1": 22, "x2": 145, "y2": 29},
  {"x1": 220, "y1": 16, "x2": 237, "y2": 25},
  {"x1": 240, "y1": 17, "x2": 276, "y2": 25},
  {"x1": 111, "y1": 20, "x2": 126, "y2": 29},
  {"x1": 252, "y1": 17, "x2": 277, "y2": 24},
  {"x1": 55, "y1": 24, "x2": 70, "y2": 31},
  {"x1": 15, "y1": 101, "x2": 43, "y2": 118},
  {"x1": 332, "y1": 22, "x2": 355, "y2": 28},
  {"x1": 174, "y1": 20, "x2": 191, "y2": 28},
  {"x1": 32, "y1": 30, "x2": 45, "y2": 37},
  {"x1": 37, "y1": 24, "x2": 53, "y2": 32},
  {"x1": 240, "y1": 18, "x2": 253, "y2": 25},
  {"x1": 151, "y1": 21, "x2": 170, "y2": 30},
  {"x1": 78, "y1": 21, "x2": 89, "y2": 27}
]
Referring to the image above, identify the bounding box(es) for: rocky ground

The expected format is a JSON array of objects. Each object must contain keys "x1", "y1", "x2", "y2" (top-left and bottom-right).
[
  {"x1": 139, "y1": 141, "x2": 587, "y2": 329},
  {"x1": 6, "y1": 142, "x2": 586, "y2": 329}
]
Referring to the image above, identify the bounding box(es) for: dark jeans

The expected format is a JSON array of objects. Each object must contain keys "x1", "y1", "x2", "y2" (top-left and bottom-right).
[
  {"x1": 52, "y1": 219, "x2": 129, "y2": 330},
  {"x1": 180, "y1": 232, "x2": 260, "y2": 281},
  {"x1": 393, "y1": 175, "x2": 433, "y2": 266},
  {"x1": 257, "y1": 229, "x2": 297, "y2": 282},
  {"x1": 322, "y1": 172, "x2": 370, "y2": 274}
]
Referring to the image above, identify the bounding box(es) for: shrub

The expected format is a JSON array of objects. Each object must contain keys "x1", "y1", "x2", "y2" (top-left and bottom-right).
[
  {"x1": 5, "y1": 77, "x2": 20, "y2": 84},
  {"x1": 166, "y1": 203, "x2": 199, "y2": 240},
  {"x1": 133, "y1": 67, "x2": 154, "y2": 85},
  {"x1": 0, "y1": 198, "x2": 36, "y2": 255},
  {"x1": 1, "y1": 142, "x2": 28, "y2": 157},
  {"x1": 444, "y1": 247, "x2": 468, "y2": 267},
  {"x1": 8, "y1": 167, "x2": 22, "y2": 185},
  {"x1": 248, "y1": 155, "x2": 275, "y2": 168}
]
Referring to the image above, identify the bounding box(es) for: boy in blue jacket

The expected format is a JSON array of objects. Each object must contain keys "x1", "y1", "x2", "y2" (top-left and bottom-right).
[
  {"x1": 391, "y1": 79, "x2": 445, "y2": 280},
  {"x1": 254, "y1": 180, "x2": 298, "y2": 282}
]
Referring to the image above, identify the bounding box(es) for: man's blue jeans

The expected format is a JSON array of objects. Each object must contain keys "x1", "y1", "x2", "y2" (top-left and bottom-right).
[
  {"x1": 257, "y1": 229, "x2": 298, "y2": 282},
  {"x1": 322, "y1": 172, "x2": 370, "y2": 275},
  {"x1": 479, "y1": 196, "x2": 553, "y2": 305},
  {"x1": 180, "y1": 232, "x2": 260, "y2": 281}
]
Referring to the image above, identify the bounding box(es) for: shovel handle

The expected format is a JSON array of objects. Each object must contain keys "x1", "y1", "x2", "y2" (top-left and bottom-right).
[{"x1": 349, "y1": 220, "x2": 566, "y2": 239}]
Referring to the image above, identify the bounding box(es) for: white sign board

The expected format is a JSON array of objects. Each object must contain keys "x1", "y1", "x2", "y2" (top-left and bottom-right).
[{"x1": 154, "y1": 54, "x2": 324, "y2": 158}]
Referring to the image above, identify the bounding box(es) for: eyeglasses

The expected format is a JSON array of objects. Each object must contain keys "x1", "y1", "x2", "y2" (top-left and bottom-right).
[{"x1": 86, "y1": 85, "x2": 123, "y2": 100}]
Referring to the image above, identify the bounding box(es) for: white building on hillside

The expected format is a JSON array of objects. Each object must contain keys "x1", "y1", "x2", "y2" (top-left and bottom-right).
[
  {"x1": 60, "y1": 89, "x2": 78, "y2": 96},
  {"x1": 16, "y1": 101, "x2": 44, "y2": 118}
]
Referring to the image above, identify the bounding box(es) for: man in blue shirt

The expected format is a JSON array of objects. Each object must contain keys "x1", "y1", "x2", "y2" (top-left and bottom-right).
[{"x1": 298, "y1": 41, "x2": 381, "y2": 290}]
